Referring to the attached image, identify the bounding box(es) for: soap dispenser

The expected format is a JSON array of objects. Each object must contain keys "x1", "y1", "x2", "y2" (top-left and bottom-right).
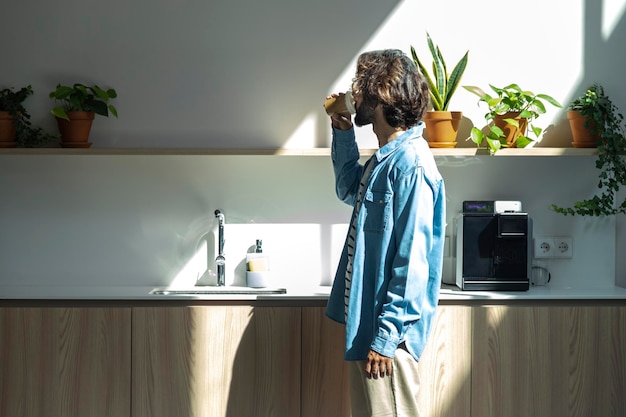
[{"x1": 246, "y1": 239, "x2": 270, "y2": 287}]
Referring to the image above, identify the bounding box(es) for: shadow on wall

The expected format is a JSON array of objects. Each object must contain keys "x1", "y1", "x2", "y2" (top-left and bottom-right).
[
  {"x1": 1, "y1": 0, "x2": 402, "y2": 148},
  {"x1": 540, "y1": 0, "x2": 626, "y2": 147}
]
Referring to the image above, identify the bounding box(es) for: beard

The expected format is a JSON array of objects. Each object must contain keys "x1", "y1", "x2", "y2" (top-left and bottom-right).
[{"x1": 354, "y1": 98, "x2": 377, "y2": 127}]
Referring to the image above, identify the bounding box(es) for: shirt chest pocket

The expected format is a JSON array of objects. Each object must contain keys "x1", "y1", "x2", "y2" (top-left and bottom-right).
[{"x1": 363, "y1": 190, "x2": 393, "y2": 233}]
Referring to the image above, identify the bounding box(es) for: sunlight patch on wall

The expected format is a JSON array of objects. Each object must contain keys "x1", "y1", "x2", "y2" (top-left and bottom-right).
[
  {"x1": 282, "y1": 112, "x2": 318, "y2": 149},
  {"x1": 603, "y1": 0, "x2": 626, "y2": 40},
  {"x1": 169, "y1": 239, "x2": 208, "y2": 288},
  {"x1": 326, "y1": 223, "x2": 349, "y2": 286}
]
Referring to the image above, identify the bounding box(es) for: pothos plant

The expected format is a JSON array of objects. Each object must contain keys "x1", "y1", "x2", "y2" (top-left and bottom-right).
[
  {"x1": 49, "y1": 83, "x2": 118, "y2": 120},
  {"x1": 463, "y1": 83, "x2": 561, "y2": 154},
  {"x1": 552, "y1": 83, "x2": 626, "y2": 216}
]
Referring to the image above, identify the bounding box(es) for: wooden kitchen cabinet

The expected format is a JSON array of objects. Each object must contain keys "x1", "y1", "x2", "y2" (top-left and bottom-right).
[
  {"x1": 0, "y1": 307, "x2": 132, "y2": 417},
  {"x1": 3, "y1": 301, "x2": 624, "y2": 417},
  {"x1": 132, "y1": 306, "x2": 301, "y2": 417},
  {"x1": 471, "y1": 305, "x2": 626, "y2": 417}
]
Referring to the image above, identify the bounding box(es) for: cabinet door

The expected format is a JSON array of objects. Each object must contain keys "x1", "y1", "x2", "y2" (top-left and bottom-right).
[
  {"x1": 301, "y1": 307, "x2": 351, "y2": 417},
  {"x1": 418, "y1": 305, "x2": 472, "y2": 417},
  {"x1": 132, "y1": 306, "x2": 301, "y2": 417},
  {"x1": 301, "y1": 305, "x2": 472, "y2": 417},
  {"x1": 0, "y1": 307, "x2": 132, "y2": 417},
  {"x1": 471, "y1": 306, "x2": 626, "y2": 417}
]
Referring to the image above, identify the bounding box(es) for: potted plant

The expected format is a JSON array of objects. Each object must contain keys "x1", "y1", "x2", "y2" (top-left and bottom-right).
[
  {"x1": 49, "y1": 83, "x2": 118, "y2": 147},
  {"x1": 463, "y1": 83, "x2": 561, "y2": 154},
  {"x1": 410, "y1": 32, "x2": 469, "y2": 148},
  {"x1": 567, "y1": 83, "x2": 604, "y2": 148},
  {"x1": 552, "y1": 83, "x2": 626, "y2": 216},
  {"x1": 0, "y1": 85, "x2": 54, "y2": 148},
  {"x1": 0, "y1": 85, "x2": 33, "y2": 147}
]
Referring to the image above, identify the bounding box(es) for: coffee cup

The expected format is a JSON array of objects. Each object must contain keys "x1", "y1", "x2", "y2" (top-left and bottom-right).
[{"x1": 324, "y1": 91, "x2": 356, "y2": 115}]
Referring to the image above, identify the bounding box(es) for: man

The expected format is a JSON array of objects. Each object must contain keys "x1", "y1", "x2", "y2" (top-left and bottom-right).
[{"x1": 325, "y1": 49, "x2": 446, "y2": 417}]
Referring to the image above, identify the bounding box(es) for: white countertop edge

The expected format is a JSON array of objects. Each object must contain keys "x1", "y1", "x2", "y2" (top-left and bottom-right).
[
  {"x1": 438, "y1": 285, "x2": 626, "y2": 300},
  {"x1": 1, "y1": 284, "x2": 626, "y2": 301}
]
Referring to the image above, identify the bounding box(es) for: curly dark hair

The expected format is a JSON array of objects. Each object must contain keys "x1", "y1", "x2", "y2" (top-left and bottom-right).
[{"x1": 351, "y1": 49, "x2": 429, "y2": 130}]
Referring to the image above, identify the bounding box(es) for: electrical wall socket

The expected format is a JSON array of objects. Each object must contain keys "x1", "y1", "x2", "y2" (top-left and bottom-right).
[{"x1": 533, "y1": 236, "x2": 573, "y2": 259}]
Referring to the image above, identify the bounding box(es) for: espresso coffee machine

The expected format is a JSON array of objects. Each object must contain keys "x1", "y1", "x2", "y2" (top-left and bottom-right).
[{"x1": 455, "y1": 200, "x2": 531, "y2": 291}]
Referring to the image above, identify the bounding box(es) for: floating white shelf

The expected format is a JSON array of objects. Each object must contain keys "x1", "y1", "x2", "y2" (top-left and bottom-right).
[{"x1": 0, "y1": 147, "x2": 598, "y2": 157}]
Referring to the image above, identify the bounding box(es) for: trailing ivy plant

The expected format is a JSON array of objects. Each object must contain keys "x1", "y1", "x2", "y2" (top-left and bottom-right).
[
  {"x1": 552, "y1": 83, "x2": 626, "y2": 216},
  {"x1": 0, "y1": 85, "x2": 55, "y2": 147}
]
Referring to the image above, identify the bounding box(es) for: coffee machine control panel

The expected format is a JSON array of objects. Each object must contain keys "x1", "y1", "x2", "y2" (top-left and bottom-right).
[{"x1": 463, "y1": 200, "x2": 522, "y2": 214}]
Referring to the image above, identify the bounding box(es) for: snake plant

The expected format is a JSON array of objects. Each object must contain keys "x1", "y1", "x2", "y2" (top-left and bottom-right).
[{"x1": 410, "y1": 32, "x2": 469, "y2": 111}]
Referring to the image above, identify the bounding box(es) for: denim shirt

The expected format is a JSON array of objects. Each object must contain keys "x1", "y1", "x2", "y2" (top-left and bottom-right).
[{"x1": 326, "y1": 123, "x2": 446, "y2": 362}]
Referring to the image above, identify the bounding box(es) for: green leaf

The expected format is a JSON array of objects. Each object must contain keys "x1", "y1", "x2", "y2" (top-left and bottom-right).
[
  {"x1": 532, "y1": 100, "x2": 547, "y2": 114},
  {"x1": 503, "y1": 118, "x2": 520, "y2": 128},
  {"x1": 51, "y1": 106, "x2": 69, "y2": 120},
  {"x1": 469, "y1": 127, "x2": 484, "y2": 145},
  {"x1": 443, "y1": 51, "x2": 469, "y2": 110},
  {"x1": 51, "y1": 85, "x2": 74, "y2": 100},
  {"x1": 462, "y1": 85, "x2": 487, "y2": 98},
  {"x1": 519, "y1": 110, "x2": 533, "y2": 119},
  {"x1": 75, "y1": 84, "x2": 88, "y2": 96},
  {"x1": 487, "y1": 97, "x2": 502, "y2": 108},
  {"x1": 92, "y1": 85, "x2": 109, "y2": 100},
  {"x1": 530, "y1": 125, "x2": 542, "y2": 137},
  {"x1": 69, "y1": 95, "x2": 82, "y2": 111},
  {"x1": 536, "y1": 93, "x2": 562, "y2": 108},
  {"x1": 485, "y1": 137, "x2": 502, "y2": 154},
  {"x1": 490, "y1": 125, "x2": 505, "y2": 137},
  {"x1": 91, "y1": 101, "x2": 108, "y2": 117},
  {"x1": 411, "y1": 46, "x2": 441, "y2": 110},
  {"x1": 427, "y1": 33, "x2": 446, "y2": 100},
  {"x1": 515, "y1": 135, "x2": 534, "y2": 148},
  {"x1": 501, "y1": 83, "x2": 522, "y2": 93}
]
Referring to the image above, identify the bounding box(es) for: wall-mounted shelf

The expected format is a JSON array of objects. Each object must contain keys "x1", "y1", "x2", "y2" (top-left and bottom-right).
[{"x1": 0, "y1": 147, "x2": 598, "y2": 157}]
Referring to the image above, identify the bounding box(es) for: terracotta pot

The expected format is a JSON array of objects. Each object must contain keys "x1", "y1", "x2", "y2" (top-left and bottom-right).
[
  {"x1": 0, "y1": 111, "x2": 17, "y2": 147},
  {"x1": 567, "y1": 110, "x2": 600, "y2": 148},
  {"x1": 423, "y1": 111, "x2": 462, "y2": 148},
  {"x1": 493, "y1": 112, "x2": 528, "y2": 147},
  {"x1": 56, "y1": 111, "x2": 95, "y2": 147}
]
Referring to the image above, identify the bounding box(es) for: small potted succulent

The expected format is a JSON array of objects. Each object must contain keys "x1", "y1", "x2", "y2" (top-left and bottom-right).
[
  {"x1": 49, "y1": 83, "x2": 118, "y2": 147},
  {"x1": 463, "y1": 83, "x2": 561, "y2": 154},
  {"x1": 552, "y1": 83, "x2": 626, "y2": 216},
  {"x1": 411, "y1": 32, "x2": 469, "y2": 147}
]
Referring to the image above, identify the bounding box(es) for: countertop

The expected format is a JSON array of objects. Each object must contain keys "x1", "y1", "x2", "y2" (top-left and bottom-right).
[{"x1": 2, "y1": 284, "x2": 626, "y2": 304}]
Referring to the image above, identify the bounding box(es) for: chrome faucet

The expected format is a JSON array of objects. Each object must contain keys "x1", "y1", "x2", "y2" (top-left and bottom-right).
[{"x1": 214, "y1": 209, "x2": 226, "y2": 286}]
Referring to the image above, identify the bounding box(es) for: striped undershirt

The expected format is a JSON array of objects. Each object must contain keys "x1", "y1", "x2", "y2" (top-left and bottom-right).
[{"x1": 345, "y1": 157, "x2": 377, "y2": 320}]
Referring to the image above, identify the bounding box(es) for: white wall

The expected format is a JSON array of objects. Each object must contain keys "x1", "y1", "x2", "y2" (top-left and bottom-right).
[
  {"x1": 0, "y1": 153, "x2": 616, "y2": 290},
  {"x1": 1, "y1": 0, "x2": 625, "y2": 290}
]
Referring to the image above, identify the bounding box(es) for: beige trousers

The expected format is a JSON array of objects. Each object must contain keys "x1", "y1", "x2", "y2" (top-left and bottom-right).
[{"x1": 348, "y1": 345, "x2": 420, "y2": 417}]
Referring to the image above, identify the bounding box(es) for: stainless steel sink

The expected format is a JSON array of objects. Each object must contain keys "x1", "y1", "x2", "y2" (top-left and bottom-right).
[{"x1": 150, "y1": 286, "x2": 287, "y2": 295}]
